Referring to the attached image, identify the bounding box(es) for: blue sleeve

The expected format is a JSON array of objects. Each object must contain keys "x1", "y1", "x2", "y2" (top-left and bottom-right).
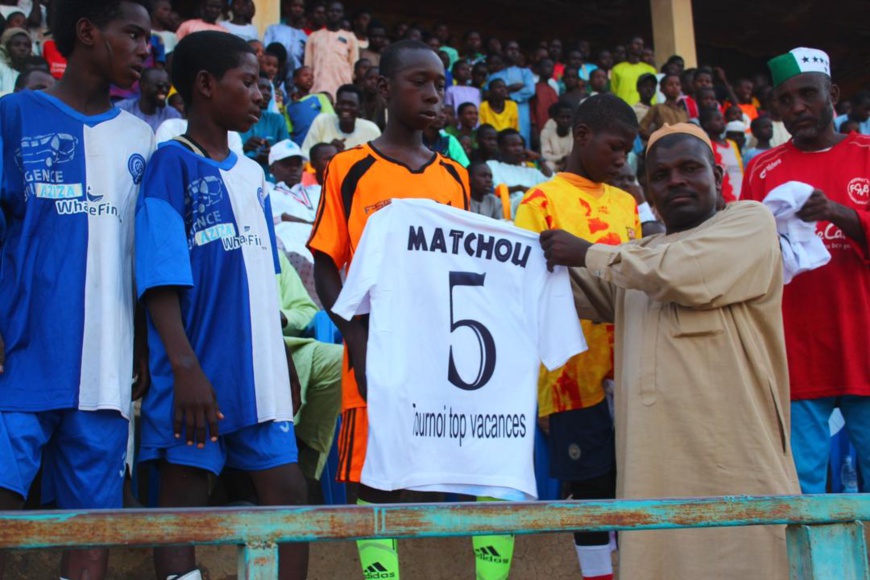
[
  {"x1": 150, "y1": 35, "x2": 166, "y2": 64},
  {"x1": 135, "y1": 150, "x2": 194, "y2": 299},
  {"x1": 512, "y1": 68, "x2": 536, "y2": 103},
  {"x1": 264, "y1": 26, "x2": 276, "y2": 47},
  {"x1": 0, "y1": 127, "x2": 5, "y2": 242}
]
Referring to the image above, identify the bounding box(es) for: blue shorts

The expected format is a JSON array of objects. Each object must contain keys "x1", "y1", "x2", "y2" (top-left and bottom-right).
[
  {"x1": 0, "y1": 409, "x2": 128, "y2": 509},
  {"x1": 548, "y1": 400, "x2": 615, "y2": 481},
  {"x1": 139, "y1": 420, "x2": 299, "y2": 475}
]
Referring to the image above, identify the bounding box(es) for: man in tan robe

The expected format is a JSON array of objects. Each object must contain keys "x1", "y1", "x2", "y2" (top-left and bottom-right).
[{"x1": 540, "y1": 123, "x2": 800, "y2": 580}]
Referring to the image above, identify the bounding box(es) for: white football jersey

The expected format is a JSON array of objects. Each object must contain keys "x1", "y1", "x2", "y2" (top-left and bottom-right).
[{"x1": 332, "y1": 198, "x2": 587, "y2": 500}]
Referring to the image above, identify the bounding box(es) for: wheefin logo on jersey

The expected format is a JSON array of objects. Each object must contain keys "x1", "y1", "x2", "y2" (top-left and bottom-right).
[{"x1": 407, "y1": 225, "x2": 532, "y2": 268}]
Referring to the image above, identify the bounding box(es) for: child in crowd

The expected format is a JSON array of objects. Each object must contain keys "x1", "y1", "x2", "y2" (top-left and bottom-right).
[
  {"x1": 725, "y1": 120, "x2": 747, "y2": 152},
  {"x1": 487, "y1": 128, "x2": 551, "y2": 219},
  {"x1": 272, "y1": 141, "x2": 339, "y2": 303},
  {"x1": 515, "y1": 94, "x2": 641, "y2": 580},
  {"x1": 742, "y1": 116, "x2": 773, "y2": 165},
  {"x1": 222, "y1": 0, "x2": 258, "y2": 41},
  {"x1": 135, "y1": 31, "x2": 308, "y2": 580},
  {"x1": 472, "y1": 123, "x2": 499, "y2": 162},
  {"x1": 471, "y1": 60, "x2": 489, "y2": 88},
  {"x1": 724, "y1": 105, "x2": 743, "y2": 123},
  {"x1": 588, "y1": 68, "x2": 608, "y2": 95},
  {"x1": 639, "y1": 73, "x2": 688, "y2": 139},
  {"x1": 540, "y1": 101, "x2": 574, "y2": 172},
  {"x1": 444, "y1": 59, "x2": 481, "y2": 114},
  {"x1": 559, "y1": 66, "x2": 588, "y2": 109},
  {"x1": 531, "y1": 57, "x2": 559, "y2": 144},
  {"x1": 240, "y1": 73, "x2": 291, "y2": 172},
  {"x1": 682, "y1": 67, "x2": 713, "y2": 117},
  {"x1": 353, "y1": 56, "x2": 371, "y2": 88},
  {"x1": 458, "y1": 134, "x2": 474, "y2": 158},
  {"x1": 632, "y1": 72, "x2": 657, "y2": 122},
  {"x1": 263, "y1": 42, "x2": 289, "y2": 104},
  {"x1": 290, "y1": 64, "x2": 314, "y2": 100},
  {"x1": 176, "y1": 0, "x2": 227, "y2": 40},
  {"x1": 690, "y1": 86, "x2": 720, "y2": 121},
  {"x1": 479, "y1": 77, "x2": 519, "y2": 131},
  {"x1": 699, "y1": 106, "x2": 743, "y2": 201},
  {"x1": 445, "y1": 101, "x2": 479, "y2": 146},
  {"x1": 468, "y1": 160, "x2": 503, "y2": 219},
  {"x1": 300, "y1": 83, "x2": 381, "y2": 157},
  {"x1": 422, "y1": 104, "x2": 470, "y2": 166},
  {"x1": 284, "y1": 66, "x2": 339, "y2": 149},
  {"x1": 0, "y1": 1, "x2": 155, "y2": 578}
]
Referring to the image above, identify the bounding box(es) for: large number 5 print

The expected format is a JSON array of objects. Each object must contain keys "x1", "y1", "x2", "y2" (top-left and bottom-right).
[{"x1": 448, "y1": 271, "x2": 496, "y2": 390}]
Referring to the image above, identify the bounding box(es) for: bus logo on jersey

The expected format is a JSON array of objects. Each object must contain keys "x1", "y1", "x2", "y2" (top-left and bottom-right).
[
  {"x1": 128, "y1": 154, "x2": 146, "y2": 185},
  {"x1": 188, "y1": 176, "x2": 224, "y2": 213},
  {"x1": 847, "y1": 177, "x2": 869, "y2": 207},
  {"x1": 17, "y1": 133, "x2": 78, "y2": 169}
]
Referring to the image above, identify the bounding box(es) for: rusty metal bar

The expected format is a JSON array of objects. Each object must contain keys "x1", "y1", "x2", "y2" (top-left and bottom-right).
[
  {"x1": 237, "y1": 542, "x2": 279, "y2": 580},
  {"x1": 0, "y1": 495, "x2": 867, "y2": 551}
]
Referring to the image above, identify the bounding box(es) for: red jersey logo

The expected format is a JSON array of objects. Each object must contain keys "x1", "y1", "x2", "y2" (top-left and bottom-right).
[{"x1": 847, "y1": 177, "x2": 869, "y2": 207}]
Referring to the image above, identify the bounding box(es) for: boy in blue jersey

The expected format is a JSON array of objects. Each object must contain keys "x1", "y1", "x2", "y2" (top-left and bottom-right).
[
  {"x1": 134, "y1": 31, "x2": 308, "y2": 580},
  {"x1": 0, "y1": 1, "x2": 154, "y2": 579}
]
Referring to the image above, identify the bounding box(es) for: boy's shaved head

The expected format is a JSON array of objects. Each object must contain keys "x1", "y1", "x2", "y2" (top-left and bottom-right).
[
  {"x1": 53, "y1": 0, "x2": 153, "y2": 57},
  {"x1": 379, "y1": 39, "x2": 438, "y2": 80},
  {"x1": 573, "y1": 93, "x2": 638, "y2": 133},
  {"x1": 172, "y1": 31, "x2": 256, "y2": 106}
]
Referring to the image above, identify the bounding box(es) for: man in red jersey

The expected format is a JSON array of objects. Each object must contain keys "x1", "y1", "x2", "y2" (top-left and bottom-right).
[{"x1": 743, "y1": 47, "x2": 870, "y2": 494}]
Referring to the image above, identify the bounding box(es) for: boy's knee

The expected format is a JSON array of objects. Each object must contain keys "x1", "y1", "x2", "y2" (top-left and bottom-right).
[
  {"x1": 0, "y1": 487, "x2": 25, "y2": 510},
  {"x1": 256, "y1": 464, "x2": 308, "y2": 506}
]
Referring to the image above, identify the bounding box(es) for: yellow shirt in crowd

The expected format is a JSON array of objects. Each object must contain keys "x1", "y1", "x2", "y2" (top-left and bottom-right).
[
  {"x1": 514, "y1": 172, "x2": 641, "y2": 416},
  {"x1": 478, "y1": 100, "x2": 520, "y2": 132}
]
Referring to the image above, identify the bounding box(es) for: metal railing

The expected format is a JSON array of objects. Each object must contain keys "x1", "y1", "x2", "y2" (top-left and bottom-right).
[{"x1": 1, "y1": 494, "x2": 867, "y2": 579}]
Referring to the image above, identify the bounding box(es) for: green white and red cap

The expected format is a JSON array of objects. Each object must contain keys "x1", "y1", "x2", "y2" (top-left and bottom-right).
[{"x1": 768, "y1": 48, "x2": 831, "y2": 87}]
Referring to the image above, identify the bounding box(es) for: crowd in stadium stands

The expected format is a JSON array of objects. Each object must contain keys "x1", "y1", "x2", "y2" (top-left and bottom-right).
[{"x1": 0, "y1": 1, "x2": 868, "y2": 580}]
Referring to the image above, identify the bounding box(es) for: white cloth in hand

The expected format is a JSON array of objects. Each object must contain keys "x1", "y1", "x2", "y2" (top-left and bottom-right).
[{"x1": 761, "y1": 181, "x2": 831, "y2": 284}]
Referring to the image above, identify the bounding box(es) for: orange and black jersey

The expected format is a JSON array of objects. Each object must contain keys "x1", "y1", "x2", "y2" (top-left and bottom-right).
[{"x1": 308, "y1": 142, "x2": 470, "y2": 270}]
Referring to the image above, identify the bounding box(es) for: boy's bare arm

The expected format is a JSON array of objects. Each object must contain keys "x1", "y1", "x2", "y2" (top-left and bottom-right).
[
  {"x1": 144, "y1": 286, "x2": 224, "y2": 447},
  {"x1": 131, "y1": 304, "x2": 151, "y2": 400},
  {"x1": 313, "y1": 251, "x2": 369, "y2": 400}
]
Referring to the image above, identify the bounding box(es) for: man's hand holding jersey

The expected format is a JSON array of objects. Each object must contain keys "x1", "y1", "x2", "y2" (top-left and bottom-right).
[{"x1": 540, "y1": 229, "x2": 593, "y2": 271}]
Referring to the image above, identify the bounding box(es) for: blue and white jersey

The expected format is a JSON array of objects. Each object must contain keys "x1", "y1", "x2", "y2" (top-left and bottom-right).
[
  {"x1": 0, "y1": 91, "x2": 154, "y2": 416},
  {"x1": 135, "y1": 141, "x2": 293, "y2": 444}
]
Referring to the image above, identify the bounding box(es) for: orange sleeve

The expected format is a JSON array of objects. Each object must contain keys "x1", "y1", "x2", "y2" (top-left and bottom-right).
[
  {"x1": 307, "y1": 160, "x2": 351, "y2": 269},
  {"x1": 457, "y1": 163, "x2": 471, "y2": 210}
]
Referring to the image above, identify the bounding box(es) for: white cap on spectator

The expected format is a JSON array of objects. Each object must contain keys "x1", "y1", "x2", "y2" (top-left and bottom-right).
[
  {"x1": 269, "y1": 139, "x2": 307, "y2": 166},
  {"x1": 725, "y1": 121, "x2": 746, "y2": 133}
]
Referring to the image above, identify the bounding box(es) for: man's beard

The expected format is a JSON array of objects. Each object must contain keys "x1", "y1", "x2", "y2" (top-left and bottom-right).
[{"x1": 789, "y1": 104, "x2": 834, "y2": 143}]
